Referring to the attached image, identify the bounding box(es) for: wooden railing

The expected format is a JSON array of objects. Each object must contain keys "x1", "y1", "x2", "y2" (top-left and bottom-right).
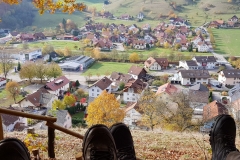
[{"x1": 0, "y1": 108, "x2": 84, "y2": 159}]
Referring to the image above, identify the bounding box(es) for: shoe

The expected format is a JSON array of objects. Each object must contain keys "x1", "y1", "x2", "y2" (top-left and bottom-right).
[
  {"x1": 110, "y1": 123, "x2": 136, "y2": 160},
  {"x1": 82, "y1": 124, "x2": 117, "y2": 160},
  {"x1": 0, "y1": 138, "x2": 31, "y2": 160},
  {"x1": 209, "y1": 115, "x2": 239, "y2": 160}
]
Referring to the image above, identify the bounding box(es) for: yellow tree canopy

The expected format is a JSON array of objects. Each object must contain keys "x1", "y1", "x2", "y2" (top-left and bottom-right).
[
  {"x1": 1, "y1": 0, "x2": 86, "y2": 14},
  {"x1": 86, "y1": 90, "x2": 125, "y2": 127},
  {"x1": 63, "y1": 94, "x2": 76, "y2": 107},
  {"x1": 129, "y1": 52, "x2": 140, "y2": 63}
]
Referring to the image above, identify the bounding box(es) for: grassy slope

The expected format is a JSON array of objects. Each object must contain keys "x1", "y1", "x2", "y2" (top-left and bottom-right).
[
  {"x1": 5, "y1": 128, "x2": 216, "y2": 159},
  {"x1": 212, "y1": 29, "x2": 240, "y2": 56}
]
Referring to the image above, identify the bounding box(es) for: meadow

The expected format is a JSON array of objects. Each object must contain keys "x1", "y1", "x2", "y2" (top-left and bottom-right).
[
  {"x1": 81, "y1": 61, "x2": 137, "y2": 76},
  {"x1": 212, "y1": 29, "x2": 240, "y2": 56}
]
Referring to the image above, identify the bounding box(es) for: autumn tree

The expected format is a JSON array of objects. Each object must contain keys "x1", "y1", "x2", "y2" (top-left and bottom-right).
[
  {"x1": 5, "y1": 81, "x2": 20, "y2": 103},
  {"x1": 35, "y1": 61, "x2": 47, "y2": 83},
  {"x1": 63, "y1": 94, "x2": 76, "y2": 107},
  {"x1": 42, "y1": 43, "x2": 54, "y2": 55},
  {"x1": 139, "y1": 90, "x2": 167, "y2": 131},
  {"x1": 46, "y1": 62, "x2": 62, "y2": 79},
  {"x1": 19, "y1": 62, "x2": 36, "y2": 83},
  {"x1": 129, "y1": 52, "x2": 140, "y2": 63},
  {"x1": 52, "y1": 99, "x2": 65, "y2": 110},
  {"x1": 86, "y1": 90, "x2": 125, "y2": 127},
  {"x1": 76, "y1": 88, "x2": 85, "y2": 98},
  {"x1": 0, "y1": 51, "x2": 14, "y2": 79},
  {"x1": 163, "y1": 41, "x2": 170, "y2": 49},
  {"x1": 93, "y1": 48, "x2": 101, "y2": 60},
  {"x1": 63, "y1": 46, "x2": 72, "y2": 57}
]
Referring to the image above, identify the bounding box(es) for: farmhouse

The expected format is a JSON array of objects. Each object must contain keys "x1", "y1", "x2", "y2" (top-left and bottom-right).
[
  {"x1": 123, "y1": 102, "x2": 142, "y2": 126},
  {"x1": 88, "y1": 77, "x2": 112, "y2": 98},
  {"x1": 144, "y1": 57, "x2": 168, "y2": 71},
  {"x1": 178, "y1": 70, "x2": 210, "y2": 85},
  {"x1": 218, "y1": 69, "x2": 240, "y2": 86}
]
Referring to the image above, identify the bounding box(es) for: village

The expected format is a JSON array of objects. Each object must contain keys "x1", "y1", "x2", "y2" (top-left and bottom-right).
[{"x1": 0, "y1": 12, "x2": 240, "y2": 135}]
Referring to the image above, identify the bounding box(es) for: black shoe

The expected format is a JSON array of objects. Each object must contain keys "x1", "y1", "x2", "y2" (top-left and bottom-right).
[
  {"x1": 0, "y1": 138, "x2": 31, "y2": 160},
  {"x1": 110, "y1": 123, "x2": 136, "y2": 160},
  {"x1": 82, "y1": 124, "x2": 117, "y2": 160},
  {"x1": 209, "y1": 115, "x2": 239, "y2": 160}
]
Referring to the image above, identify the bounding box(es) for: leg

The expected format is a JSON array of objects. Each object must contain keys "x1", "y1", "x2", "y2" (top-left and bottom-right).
[
  {"x1": 0, "y1": 138, "x2": 31, "y2": 160},
  {"x1": 110, "y1": 123, "x2": 136, "y2": 160},
  {"x1": 82, "y1": 124, "x2": 117, "y2": 160},
  {"x1": 209, "y1": 115, "x2": 239, "y2": 160}
]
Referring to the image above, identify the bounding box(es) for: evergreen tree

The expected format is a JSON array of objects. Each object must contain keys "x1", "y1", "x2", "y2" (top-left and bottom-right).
[
  {"x1": 17, "y1": 62, "x2": 21, "y2": 71},
  {"x1": 75, "y1": 80, "x2": 80, "y2": 87},
  {"x1": 48, "y1": 55, "x2": 52, "y2": 62}
]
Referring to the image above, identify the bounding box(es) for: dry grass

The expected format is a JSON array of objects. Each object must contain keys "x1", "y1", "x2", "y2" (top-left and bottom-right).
[{"x1": 3, "y1": 128, "x2": 221, "y2": 160}]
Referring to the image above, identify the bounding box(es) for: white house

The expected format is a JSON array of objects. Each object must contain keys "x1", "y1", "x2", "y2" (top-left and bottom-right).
[
  {"x1": 1, "y1": 107, "x2": 27, "y2": 132},
  {"x1": 198, "y1": 43, "x2": 210, "y2": 52},
  {"x1": 123, "y1": 79, "x2": 147, "y2": 103},
  {"x1": 0, "y1": 77, "x2": 6, "y2": 86},
  {"x1": 218, "y1": 69, "x2": 240, "y2": 86},
  {"x1": 179, "y1": 60, "x2": 199, "y2": 70},
  {"x1": 18, "y1": 88, "x2": 58, "y2": 110},
  {"x1": 128, "y1": 65, "x2": 147, "y2": 80},
  {"x1": 192, "y1": 56, "x2": 216, "y2": 69},
  {"x1": 56, "y1": 110, "x2": 72, "y2": 129},
  {"x1": 132, "y1": 40, "x2": 146, "y2": 50},
  {"x1": 144, "y1": 57, "x2": 168, "y2": 71},
  {"x1": 89, "y1": 77, "x2": 112, "y2": 98},
  {"x1": 123, "y1": 102, "x2": 142, "y2": 126},
  {"x1": 179, "y1": 70, "x2": 210, "y2": 85},
  {"x1": 45, "y1": 76, "x2": 70, "y2": 96}
]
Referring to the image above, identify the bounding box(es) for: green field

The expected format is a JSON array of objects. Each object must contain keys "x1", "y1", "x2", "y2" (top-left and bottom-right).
[
  {"x1": 212, "y1": 29, "x2": 240, "y2": 56},
  {"x1": 82, "y1": 61, "x2": 138, "y2": 76}
]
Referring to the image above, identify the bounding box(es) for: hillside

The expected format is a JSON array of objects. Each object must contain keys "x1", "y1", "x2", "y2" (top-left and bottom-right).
[{"x1": 3, "y1": 128, "x2": 222, "y2": 160}]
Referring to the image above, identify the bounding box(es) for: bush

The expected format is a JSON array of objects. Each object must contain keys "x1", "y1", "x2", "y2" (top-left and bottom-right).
[{"x1": 152, "y1": 80, "x2": 164, "y2": 86}]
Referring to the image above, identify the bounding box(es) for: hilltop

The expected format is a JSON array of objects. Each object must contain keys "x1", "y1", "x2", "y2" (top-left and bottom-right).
[{"x1": 4, "y1": 128, "x2": 218, "y2": 160}]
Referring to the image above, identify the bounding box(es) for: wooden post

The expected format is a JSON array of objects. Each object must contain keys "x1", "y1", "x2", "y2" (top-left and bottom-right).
[
  {"x1": 0, "y1": 116, "x2": 3, "y2": 140},
  {"x1": 48, "y1": 126, "x2": 55, "y2": 158}
]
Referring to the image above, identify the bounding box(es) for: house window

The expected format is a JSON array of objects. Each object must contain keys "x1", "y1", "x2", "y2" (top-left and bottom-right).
[
  {"x1": 97, "y1": 89, "x2": 99, "y2": 92},
  {"x1": 132, "y1": 98, "x2": 135, "y2": 100},
  {"x1": 197, "y1": 78, "x2": 201, "y2": 80},
  {"x1": 127, "y1": 98, "x2": 129, "y2": 100},
  {"x1": 92, "y1": 93, "x2": 94, "y2": 96},
  {"x1": 92, "y1": 89, "x2": 94, "y2": 91},
  {"x1": 133, "y1": 94, "x2": 135, "y2": 96}
]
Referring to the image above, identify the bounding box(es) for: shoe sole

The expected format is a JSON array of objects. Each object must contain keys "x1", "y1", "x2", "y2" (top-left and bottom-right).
[
  {"x1": 82, "y1": 124, "x2": 110, "y2": 159},
  {"x1": 0, "y1": 138, "x2": 31, "y2": 160}
]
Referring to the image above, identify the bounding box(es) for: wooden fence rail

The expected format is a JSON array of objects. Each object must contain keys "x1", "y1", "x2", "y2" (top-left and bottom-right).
[{"x1": 0, "y1": 108, "x2": 84, "y2": 159}]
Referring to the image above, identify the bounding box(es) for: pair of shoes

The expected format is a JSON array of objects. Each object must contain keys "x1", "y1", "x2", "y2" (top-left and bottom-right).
[
  {"x1": 0, "y1": 138, "x2": 31, "y2": 160},
  {"x1": 82, "y1": 123, "x2": 136, "y2": 160},
  {"x1": 209, "y1": 115, "x2": 239, "y2": 160}
]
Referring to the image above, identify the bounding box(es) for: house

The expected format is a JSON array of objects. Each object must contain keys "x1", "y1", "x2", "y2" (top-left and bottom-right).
[
  {"x1": 110, "y1": 72, "x2": 133, "y2": 91},
  {"x1": 119, "y1": 14, "x2": 131, "y2": 20},
  {"x1": 128, "y1": 65, "x2": 147, "y2": 80},
  {"x1": 88, "y1": 77, "x2": 112, "y2": 98},
  {"x1": 228, "y1": 84, "x2": 240, "y2": 120},
  {"x1": 179, "y1": 60, "x2": 199, "y2": 70},
  {"x1": 229, "y1": 15, "x2": 239, "y2": 22},
  {"x1": 192, "y1": 56, "x2": 216, "y2": 69},
  {"x1": 218, "y1": 69, "x2": 240, "y2": 86},
  {"x1": 156, "y1": 82, "x2": 178, "y2": 95},
  {"x1": 123, "y1": 79, "x2": 147, "y2": 103},
  {"x1": 144, "y1": 57, "x2": 168, "y2": 70},
  {"x1": 44, "y1": 51, "x2": 60, "y2": 61},
  {"x1": 123, "y1": 102, "x2": 142, "y2": 126},
  {"x1": 94, "y1": 39, "x2": 113, "y2": 51},
  {"x1": 132, "y1": 40, "x2": 146, "y2": 50},
  {"x1": 203, "y1": 100, "x2": 228, "y2": 122},
  {"x1": 208, "y1": 21, "x2": 221, "y2": 28},
  {"x1": 18, "y1": 88, "x2": 57, "y2": 110},
  {"x1": 142, "y1": 24, "x2": 151, "y2": 31},
  {"x1": 1, "y1": 107, "x2": 27, "y2": 132},
  {"x1": 187, "y1": 83, "x2": 210, "y2": 120},
  {"x1": 178, "y1": 70, "x2": 210, "y2": 85},
  {"x1": 33, "y1": 32, "x2": 46, "y2": 40},
  {"x1": 56, "y1": 110, "x2": 72, "y2": 129},
  {"x1": 44, "y1": 76, "x2": 70, "y2": 96},
  {"x1": 20, "y1": 33, "x2": 34, "y2": 41}
]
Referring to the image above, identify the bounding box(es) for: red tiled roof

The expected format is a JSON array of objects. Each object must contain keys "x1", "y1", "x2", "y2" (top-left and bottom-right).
[
  {"x1": 46, "y1": 76, "x2": 70, "y2": 91},
  {"x1": 203, "y1": 100, "x2": 228, "y2": 121},
  {"x1": 91, "y1": 77, "x2": 112, "y2": 90},
  {"x1": 128, "y1": 65, "x2": 147, "y2": 76},
  {"x1": 156, "y1": 83, "x2": 178, "y2": 95}
]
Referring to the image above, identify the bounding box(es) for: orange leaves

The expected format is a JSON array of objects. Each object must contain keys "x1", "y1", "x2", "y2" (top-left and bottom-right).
[
  {"x1": 86, "y1": 90, "x2": 125, "y2": 127},
  {"x1": 30, "y1": 0, "x2": 86, "y2": 14}
]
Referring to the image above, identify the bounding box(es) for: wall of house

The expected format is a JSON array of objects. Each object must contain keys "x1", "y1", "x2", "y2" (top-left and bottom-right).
[
  {"x1": 134, "y1": 45, "x2": 145, "y2": 50},
  {"x1": 198, "y1": 45, "x2": 209, "y2": 52},
  {"x1": 19, "y1": 49, "x2": 42, "y2": 61},
  {"x1": 218, "y1": 72, "x2": 236, "y2": 85},
  {"x1": 149, "y1": 62, "x2": 162, "y2": 70},
  {"x1": 128, "y1": 74, "x2": 138, "y2": 80},
  {"x1": 123, "y1": 109, "x2": 142, "y2": 126},
  {"x1": 46, "y1": 96, "x2": 58, "y2": 109},
  {"x1": 89, "y1": 86, "x2": 102, "y2": 98},
  {"x1": 3, "y1": 117, "x2": 27, "y2": 132},
  {"x1": 181, "y1": 77, "x2": 209, "y2": 85},
  {"x1": 123, "y1": 89, "x2": 140, "y2": 103},
  {"x1": 19, "y1": 99, "x2": 34, "y2": 108}
]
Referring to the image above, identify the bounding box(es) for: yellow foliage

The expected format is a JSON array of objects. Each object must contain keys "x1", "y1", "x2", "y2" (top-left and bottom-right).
[
  {"x1": 129, "y1": 52, "x2": 140, "y2": 63},
  {"x1": 86, "y1": 90, "x2": 125, "y2": 127},
  {"x1": 24, "y1": 133, "x2": 47, "y2": 152},
  {"x1": 63, "y1": 94, "x2": 76, "y2": 107}
]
